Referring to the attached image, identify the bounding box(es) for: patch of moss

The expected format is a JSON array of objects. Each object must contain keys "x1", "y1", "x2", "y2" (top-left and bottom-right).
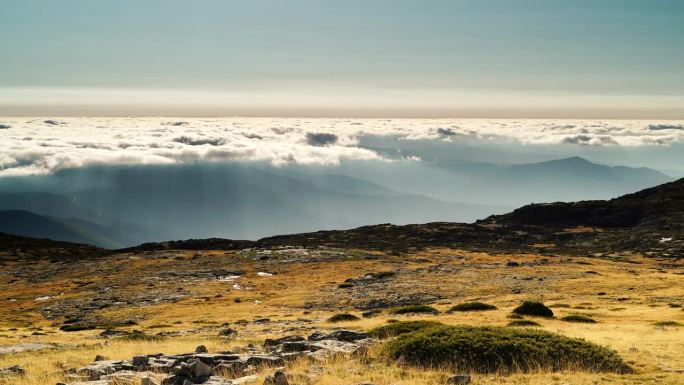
[
  {"x1": 381, "y1": 324, "x2": 632, "y2": 373},
  {"x1": 389, "y1": 305, "x2": 439, "y2": 315},
  {"x1": 512, "y1": 301, "x2": 554, "y2": 318},
  {"x1": 448, "y1": 302, "x2": 497, "y2": 312},
  {"x1": 561, "y1": 314, "x2": 597, "y2": 323},
  {"x1": 327, "y1": 313, "x2": 360, "y2": 323},
  {"x1": 507, "y1": 320, "x2": 541, "y2": 327}
]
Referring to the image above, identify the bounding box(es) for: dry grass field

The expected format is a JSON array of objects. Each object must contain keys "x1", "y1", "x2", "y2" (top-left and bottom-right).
[{"x1": 1, "y1": 247, "x2": 683, "y2": 384}]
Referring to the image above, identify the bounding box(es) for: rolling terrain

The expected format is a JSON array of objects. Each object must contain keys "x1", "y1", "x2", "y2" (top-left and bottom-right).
[{"x1": 0, "y1": 178, "x2": 682, "y2": 385}]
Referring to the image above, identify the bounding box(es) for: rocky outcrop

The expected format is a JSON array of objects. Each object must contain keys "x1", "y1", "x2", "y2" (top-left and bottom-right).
[{"x1": 64, "y1": 332, "x2": 372, "y2": 385}]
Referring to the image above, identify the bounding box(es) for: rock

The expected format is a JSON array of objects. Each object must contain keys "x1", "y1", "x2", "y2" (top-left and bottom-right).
[
  {"x1": 189, "y1": 357, "x2": 214, "y2": 377},
  {"x1": 361, "y1": 310, "x2": 381, "y2": 318},
  {"x1": 0, "y1": 365, "x2": 25, "y2": 376},
  {"x1": 446, "y1": 374, "x2": 471, "y2": 385},
  {"x1": 77, "y1": 361, "x2": 123, "y2": 380},
  {"x1": 323, "y1": 330, "x2": 368, "y2": 342},
  {"x1": 233, "y1": 375, "x2": 259, "y2": 384},
  {"x1": 218, "y1": 328, "x2": 237, "y2": 337},
  {"x1": 142, "y1": 378, "x2": 161, "y2": 385},
  {"x1": 132, "y1": 355, "x2": 150, "y2": 366},
  {"x1": 203, "y1": 376, "x2": 235, "y2": 385},
  {"x1": 273, "y1": 370, "x2": 289, "y2": 385},
  {"x1": 264, "y1": 335, "x2": 305, "y2": 348},
  {"x1": 195, "y1": 345, "x2": 208, "y2": 353}
]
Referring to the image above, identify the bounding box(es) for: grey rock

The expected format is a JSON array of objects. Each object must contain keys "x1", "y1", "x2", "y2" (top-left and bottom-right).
[
  {"x1": 446, "y1": 374, "x2": 471, "y2": 385},
  {"x1": 132, "y1": 355, "x2": 150, "y2": 366}
]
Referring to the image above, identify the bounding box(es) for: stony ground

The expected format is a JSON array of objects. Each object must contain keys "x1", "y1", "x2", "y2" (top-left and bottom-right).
[{"x1": 1, "y1": 246, "x2": 684, "y2": 384}]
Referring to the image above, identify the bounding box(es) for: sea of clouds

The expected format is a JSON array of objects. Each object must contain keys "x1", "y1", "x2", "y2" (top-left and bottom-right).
[{"x1": 0, "y1": 117, "x2": 683, "y2": 176}]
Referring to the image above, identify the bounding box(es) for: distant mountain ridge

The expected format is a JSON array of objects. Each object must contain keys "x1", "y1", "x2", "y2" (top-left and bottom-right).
[
  {"x1": 0, "y1": 158, "x2": 672, "y2": 248},
  {"x1": 122, "y1": 177, "x2": 684, "y2": 257}
]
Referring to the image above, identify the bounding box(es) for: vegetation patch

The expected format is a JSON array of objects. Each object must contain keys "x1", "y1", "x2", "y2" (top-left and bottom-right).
[
  {"x1": 389, "y1": 305, "x2": 439, "y2": 315},
  {"x1": 59, "y1": 324, "x2": 96, "y2": 332},
  {"x1": 116, "y1": 331, "x2": 165, "y2": 341},
  {"x1": 327, "y1": 313, "x2": 360, "y2": 323},
  {"x1": 561, "y1": 314, "x2": 597, "y2": 323},
  {"x1": 381, "y1": 324, "x2": 632, "y2": 373},
  {"x1": 337, "y1": 283, "x2": 354, "y2": 289},
  {"x1": 653, "y1": 321, "x2": 682, "y2": 327},
  {"x1": 448, "y1": 302, "x2": 497, "y2": 312},
  {"x1": 368, "y1": 320, "x2": 444, "y2": 339},
  {"x1": 513, "y1": 301, "x2": 554, "y2": 318},
  {"x1": 507, "y1": 320, "x2": 541, "y2": 327}
]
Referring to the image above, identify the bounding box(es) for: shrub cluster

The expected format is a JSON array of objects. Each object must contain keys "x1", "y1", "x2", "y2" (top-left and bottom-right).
[
  {"x1": 512, "y1": 301, "x2": 554, "y2": 318},
  {"x1": 327, "y1": 313, "x2": 360, "y2": 323},
  {"x1": 389, "y1": 305, "x2": 439, "y2": 315},
  {"x1": 448, "y1": 302, "x2": 497, "y2": 312},
  {"x1": 561, "y1": 314, "x2": 597, "y2": 323},
  {"x1": 380, "y1": 323, "x2": 632, "y2": 374}
]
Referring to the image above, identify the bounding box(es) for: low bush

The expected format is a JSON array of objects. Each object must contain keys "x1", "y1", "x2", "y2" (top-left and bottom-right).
[
  {"x1": 59, "y1": 324, "x2": 95, "y2": 332},
  {"x1": 561, "y1": 314, "x2": 597, "y2": 323},
  {"x1": 381, "y1": 324, "x2": 632, "y2": 373},
  {"x1": 448, "y1": 302, "x2": 497, "y2": 312},
  {"x1": 389, "y1": 305, "x2": 439, "y2": 315},
  {"x1": 507, "y1": 320, "x2": 541, "y2": 327},
  {"x1": 653, "y1": 321, "x2": 682, "y2": 327},
  {"x1": 512, "y1": 301, "x2": 554, "y2": 318},
  {"x1": 117, "y1": 331, "x2": 165, "y2": 341},
  {"x1": 327, "y1": 313, "x2": 360, "y2": 323},
  {"x1": 368, "y1": 320, "x2": 444, "y2": 338}
]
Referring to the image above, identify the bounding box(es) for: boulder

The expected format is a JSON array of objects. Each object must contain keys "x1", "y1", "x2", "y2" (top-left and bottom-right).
[{"x1": 446, "y1": 374, "x2": 471, "y2": 385}]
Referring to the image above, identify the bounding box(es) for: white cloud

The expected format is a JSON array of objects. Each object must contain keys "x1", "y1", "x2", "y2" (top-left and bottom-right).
[{"x1": 0, "y1": 117, "x2": 682, "y2": 176}]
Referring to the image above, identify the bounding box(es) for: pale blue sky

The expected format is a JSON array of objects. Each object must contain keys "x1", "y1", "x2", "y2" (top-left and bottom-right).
[{"x1": 1, "y1": 0, "x2": 683, "y2": 117}]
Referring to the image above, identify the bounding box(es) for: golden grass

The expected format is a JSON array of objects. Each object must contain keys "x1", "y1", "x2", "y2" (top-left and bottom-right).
[{"x1": 1, "y1": 248, "x2": 683, "y2": 384}]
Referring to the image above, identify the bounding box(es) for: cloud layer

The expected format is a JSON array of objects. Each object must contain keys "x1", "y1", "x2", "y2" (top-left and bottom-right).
[{"x1": 0, "y1": 117, "x2": 682, "y2": 176}]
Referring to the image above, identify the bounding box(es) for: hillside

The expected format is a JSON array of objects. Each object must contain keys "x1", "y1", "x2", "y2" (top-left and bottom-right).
[
  {"x1": 124, "y1": 178, "x2": 684, "y2": 257},
  {"x1": 0, "y1": 210, "x2": 127, "y2": 249}
]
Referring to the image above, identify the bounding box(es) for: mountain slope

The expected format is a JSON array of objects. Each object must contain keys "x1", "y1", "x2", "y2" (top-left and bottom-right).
[
  {"x1": 123, "y1": 178, "x2": 684, "y2": 257},
  {"x1": 0, "y1": 210, "x2": 130, "y2": 249}
]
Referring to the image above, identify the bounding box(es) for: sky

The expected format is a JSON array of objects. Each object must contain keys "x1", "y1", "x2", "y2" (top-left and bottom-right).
[{"x1": 1, "y1": 0, "x2": 683, "y2": 118}]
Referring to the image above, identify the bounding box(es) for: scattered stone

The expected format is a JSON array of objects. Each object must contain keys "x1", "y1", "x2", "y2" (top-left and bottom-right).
[
  {"x1": 446, "y1": 374, "x2": 471, "y2": 385},
  {"x1": 218, "y1": 328, "x2": 237, "y2": 337},
  {"x1": 0, "y1": 365, "x2": 25, "y2": 377}
]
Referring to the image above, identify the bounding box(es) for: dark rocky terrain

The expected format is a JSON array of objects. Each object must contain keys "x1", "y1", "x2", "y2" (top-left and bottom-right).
[{"x1": 119, "y1": 178, "x2": 684, "y2": 258}]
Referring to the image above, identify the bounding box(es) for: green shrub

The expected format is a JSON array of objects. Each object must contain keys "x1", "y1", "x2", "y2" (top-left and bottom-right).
[
  {"x1": 389, "y1": 305, "x2": 439, "y2": 315},
  {"x1": 337, "y1": 283, "x2": 354, "y2": 289},
  {"x1": 449, "y1": 302, "x2": 497, "y2": 312},
  {"x1": 368, "y1": 320, "x2": 444, "y2": 339},
  {"x1": 59, "y1": 324, "x2": 95, "y2": 332},
  {"x1": 507, "y1": 320, "x2": 541, "y2": 327},
  {"x1": 512, "y1": 301, "x2": 554, "y2": 318},
  {"x1": 381, "y1": 324, "x2": 632, "y2": 373},
  {"x1": 327, "y1": 313, "x2": 360, "y2": 323},
  {"x1": 117, "y1": 331, "x2": 165, "y2": 341},
  {"x1": 561, "y1": 314, "x2": 597, "y2": 323}
]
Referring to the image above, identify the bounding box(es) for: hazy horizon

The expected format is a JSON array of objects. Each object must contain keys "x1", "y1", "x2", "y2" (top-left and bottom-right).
[{"x1": 2, "y1": 1, "x2": 684, "y2": 118}]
